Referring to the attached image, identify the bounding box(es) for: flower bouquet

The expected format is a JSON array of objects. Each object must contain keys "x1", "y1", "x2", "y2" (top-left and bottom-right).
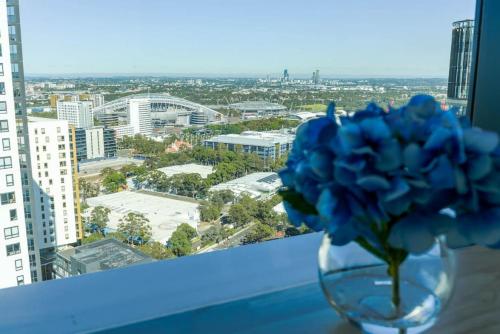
[{"x1": 279, "y1": 95, "x2": 500, "y2": 332}]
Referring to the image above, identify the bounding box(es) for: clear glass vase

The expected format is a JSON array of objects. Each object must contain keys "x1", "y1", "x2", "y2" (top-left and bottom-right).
[{"x1": 318, "y1": 234, "x2": 456, "y2": 334}]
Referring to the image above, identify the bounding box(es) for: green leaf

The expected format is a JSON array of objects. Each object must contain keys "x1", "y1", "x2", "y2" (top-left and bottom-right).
[{"x1": 278, "y1": 189, "x2": 318, "y2": 215}]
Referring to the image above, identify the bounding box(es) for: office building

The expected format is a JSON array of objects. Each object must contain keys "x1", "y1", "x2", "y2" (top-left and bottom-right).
[
  {"x1": 54, "y1": 238, "x2": 154, "y2": 279},
  {"x1": 210, "y1": 172, "x2": 281, "y2": 199},
  {"x1": 128, "y1": 97, "x2": 153, "y2": 136},
  {"x1": 57, "y1": 101, "x2": 93, "y2": 129},
  {"x1": 50, "y1": 93, "x2": 105, "y2": 110},
  {"x1": 95, "y1": 112, "x2": 119, "y2": 126},
  {"x1": 282, "y1": 69, "x2": 289, "y2": 82},
  {"x1": 447, "y1": 20, "x2": 474, "y2": 114},
  {"x1": 27, "y1": 117, "x2": 80, "y2": 280},
  {"x1": 312, "y1": 70, "x2": 320, "y2": 84},
  {"x1": 74, "y1": 126, "x2": 117, "y2": 162},
  {"x1": 204, "y1": 131, "x2": 295, "y2": 161},
  {"x1": 0, "y1": 0, "x2": 40, "y2": 288},
  {"x1": 110, "y1": 124, "x2": 135, "y2": 139}
]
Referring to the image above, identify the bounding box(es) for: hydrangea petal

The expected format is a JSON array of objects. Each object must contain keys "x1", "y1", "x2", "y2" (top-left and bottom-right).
[
  {"x1": 428, "y1": 155, "x2": 455, "y2": 189},
  {"x1": 454, "y1": 167, "x2": 468, "y2": 194},
  {"x1": 375, "y1": 139, "x2": 402, "y2": 171},
  {"x1": 329, "y1": 219, "x2": 359, "y2": 246},
  {"x1": 403, "y1": 143, "x2": 423, "y2": 173},
  {"x1": 383, "y1": 177, "x2": 410, "y2": 202},
  {"x1": 316, "y1": 189, "x2": 338, "y2": 222},
  {"x1": 337, "y1": 123, "x2": 364, "y2": 154},
  {"x1": 424, "y1": 128, "x2": 452, "y2": 151},
  {"x1": 466, "y1": 154, "x2": 492, "y2": 180},
  {"x1": 360, "y1": 117, "x2": 391, "y2": 142},
  {"x1": 334, "y1": 165, "x2": 356, "y2": 186},
  {"x1": 464, "y1": 128, "x2": 499, "y2": 154},
  {"x1": 388, "y1": 214, "x2": 436, "y2": 254},
  {"x1": 356, "y1": 175, "x2": 391, "y2": 191},
  {"x1": 310, "y1": 149, "x2": 334, "y2": 179}
]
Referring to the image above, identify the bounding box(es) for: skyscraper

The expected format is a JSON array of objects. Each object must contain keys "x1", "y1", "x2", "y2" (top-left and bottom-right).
[
  {"x1": 447, "y1": 20, "x2": 474, "y2": 112},
  {"x1": 57, "y1": 101, "x2": 94, "y2": 129},
  {"x1": 282, "y1": 69, "x2": 289, "y2": 82},
  {"x1": 312, "y1": 69, "x2": 320, "y2": 84},
  {"x1": 0, "y1": 0, "x2": 40, "y2": 287}
]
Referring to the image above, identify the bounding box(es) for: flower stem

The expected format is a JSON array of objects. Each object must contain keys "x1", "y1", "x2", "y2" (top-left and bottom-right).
[{"x1": 389, "y1": 255, "x2": 406, "y2": 334}]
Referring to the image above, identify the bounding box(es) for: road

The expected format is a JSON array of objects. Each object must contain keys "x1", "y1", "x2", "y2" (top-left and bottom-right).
[{"x1": 197, "y1": 222, "x2": 255, "y2": 253}]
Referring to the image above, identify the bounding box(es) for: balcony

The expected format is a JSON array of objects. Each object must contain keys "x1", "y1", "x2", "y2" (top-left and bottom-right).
[{"x1": 0, "y1": 233, "x2": 498, "y2": 333}]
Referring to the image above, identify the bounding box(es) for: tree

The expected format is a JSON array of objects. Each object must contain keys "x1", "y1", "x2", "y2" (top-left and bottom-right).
[
  {"x1": 201, "y1": 225, "x2": 228, "y2": 246},
  {"x1": 82, "y1": 233, "x2": 104, "y2": 244},
  {"x1": 199, "y1": 203, "x2": 221, "y2": 222},
  {"x1": 285, "y1": 227, "x2": 301, "y2": 237},
  {"x1": 90, "y1": 206, "x2": 111, "y2": 232},
  {"x1": 255, "y1": 201, "x2": 279, "y2": 227},
  {"x1": 79, "y1": 179, "x2": 99, "y2": 203},
  {"x1": 102, "y1": 170, "x2": 127, "y2": 193},
  {"x1": 242, "y1": 223, "x2": 274, "y2": 244},
  {"x1": 118, "y1": 212, "x2": 152, "y2": 245},
  {"x1": 138, "y1": 242, "x2": 174, "y2": 260},
  {"x1": 209, "y1": 190, "x2": 235, "y2": 207},
  {"x1": 168, "y1": 223, "x2": 197, "y2": 256},
  {"x1": 177, "y1": 223, "x2": 197, "y2": 239},
  {"x1": 227, "y1": 204, "x2": 253, "y2": 228}
]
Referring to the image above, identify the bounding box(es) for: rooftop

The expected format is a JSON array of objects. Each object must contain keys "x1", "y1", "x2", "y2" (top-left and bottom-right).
[
  {"x1": 27, "y1": 116, "x2": 68, "y2": 124},
  {"x1": 87, "y1": 191, "x2": 199, "y2": 244},
  {"x1": 205, "y1": 130, "x2": 295, "y2": 147},
  {"x1": 210, "y1": 172, "x2": 281, "y2": 199},
  {"x1": 58, "y1": 238, "x2": 154, "y2": 273},
  {"x1": 78, "y1": 157, "x2": 144, "y2": 177},
  {"x1": 228, "y1": 101, "x2": 287, "y2": 112},
  {"x1": 157, "y1": 164, "x2": 213, "y2": 179}
]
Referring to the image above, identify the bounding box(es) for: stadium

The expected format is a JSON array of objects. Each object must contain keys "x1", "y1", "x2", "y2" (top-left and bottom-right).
[
  {"x1": 92, "y1": 93, "x2": 224, "y2": 127},
  {"x1": 228, "y1": 101, "x2": 287, "y2": 119}
]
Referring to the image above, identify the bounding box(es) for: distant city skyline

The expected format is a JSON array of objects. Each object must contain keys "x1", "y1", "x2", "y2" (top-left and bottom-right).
[{"x1": 21, "y1": 0, "x2": 475, "y2": 77}]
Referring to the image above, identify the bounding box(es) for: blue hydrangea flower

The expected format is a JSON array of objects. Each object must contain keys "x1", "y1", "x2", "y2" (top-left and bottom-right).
[{"x1": 280, "y1": 95, "x2": 500, "y2": 254}]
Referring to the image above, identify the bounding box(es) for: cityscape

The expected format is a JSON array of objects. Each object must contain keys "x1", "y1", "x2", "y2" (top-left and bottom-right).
[{"x1": 0, "y1": 0, "x2": 475, "y2": 290}]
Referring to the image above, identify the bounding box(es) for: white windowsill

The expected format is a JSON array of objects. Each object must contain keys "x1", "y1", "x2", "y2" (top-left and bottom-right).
[{"x1": 0, "y1": 233, "x2": 323, "y2": 333}]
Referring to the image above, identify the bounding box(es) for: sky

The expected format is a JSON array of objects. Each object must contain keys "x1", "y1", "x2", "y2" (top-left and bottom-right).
[{"x1": 20, "y1": 0, "x2": 476, "y2": 77}]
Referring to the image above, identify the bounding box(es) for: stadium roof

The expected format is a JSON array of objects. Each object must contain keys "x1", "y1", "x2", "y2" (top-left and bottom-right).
[
  {"x1": 205, "y1": 131, "x2": 295, "y2": 147},
  {"x1": 228, "y1": 101, "x2": 287, "y2": 112},
  {"x1": 92, "y1": 93, "x2": 221, "y2": 119}
]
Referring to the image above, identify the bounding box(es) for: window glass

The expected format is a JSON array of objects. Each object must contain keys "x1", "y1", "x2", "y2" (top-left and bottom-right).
[
  {"x1": 3, "y1": 0, "x2": 478, "y2": 289},
  {"x1": 2, "y1": 138, "x2": 10, "y2": 151},
  {"x1": 4, "y1": 226, "x2": 19, "y2": 240},
  {"x1": 6, "y1": 243, "x2": 20, "y2": 256},
  {"x1": 0, "y1": 157, "x2": 12, "y2": 169},
  {"x1": 0, "y1": 120, "x2": 8, "y2": 132}
]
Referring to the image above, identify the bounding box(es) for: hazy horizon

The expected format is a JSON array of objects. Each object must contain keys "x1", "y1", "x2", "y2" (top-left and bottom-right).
[{"x1": 21, "y1": 0, "x2": 475, "y2": 77}]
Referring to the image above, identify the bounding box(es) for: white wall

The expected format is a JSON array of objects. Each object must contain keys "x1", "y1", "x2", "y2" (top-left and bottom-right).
[
  {"x1": 128, "y1": 98, "x2": 152, "y2": 136},
  {"x1": 85, "y1": 127, "x2": 104, "y2": 160},
  {"x1": 27, "y1": 119, "x2": 77, "y2": 250},
  {"x1": 0, "y1": 2, "x2": 32, "y2": 288}
]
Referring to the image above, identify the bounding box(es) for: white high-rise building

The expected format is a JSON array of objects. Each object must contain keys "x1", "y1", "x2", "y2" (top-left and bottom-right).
[
  {"x1": 89, "y1": 93, "x2": 105, "y2": 108},
  {"x1": 0, "y1": 1, "x2": 37, "y2": 288},
  {"x1": 27, "y1": 117, "x2": 80, "y2": 279},
  {"x1": 128, "y1": 98, "x2": 152, "y2": 136},
  {"x1": 57, "y1": 101, "x2": 93, "y2": 129}
]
